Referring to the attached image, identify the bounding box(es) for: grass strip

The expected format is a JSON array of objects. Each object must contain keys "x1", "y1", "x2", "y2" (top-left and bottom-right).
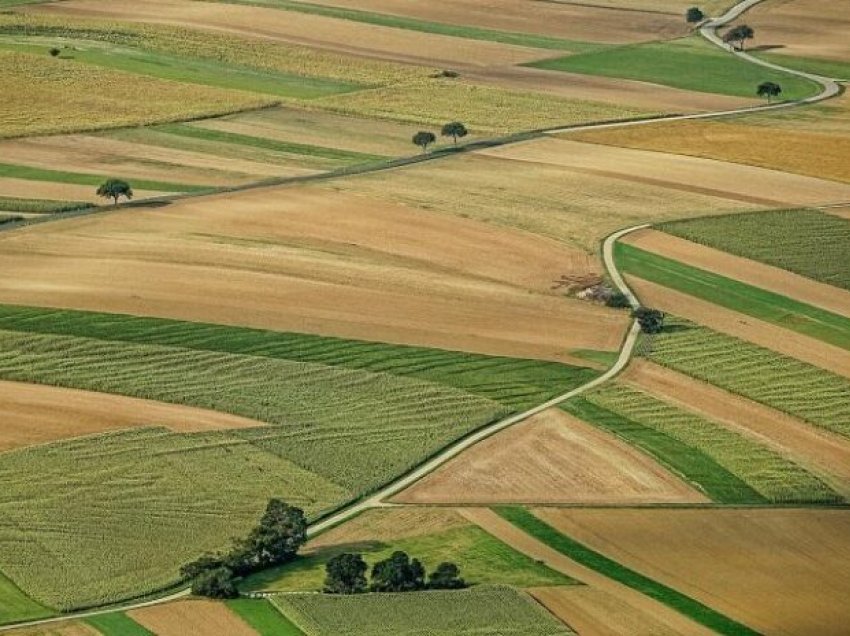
[
  {"x1": 227, "y1": 598, "x2": 304, "y2": 635},
  {"x1": 615, "y1": 242, "x2": 850, "y2": 351},
  {"x1": 213, "y1": 0, "x2": 605, "y2": 52},
  {"x1": 157, "y1": 123, "x2": 387, "y2": 163},
  {"x1": 494, "y1": 507, "x2": 761, "y2": 636},
  {"x1": 561, "y1": 398, "x2": 765, "y2": 503},
  {"x1": 0, "y1": 570, "x2": 54, "y2": 625},
  {"x1": 85, "y1": 612, "x2": 154, "y2": 636},
  {"x1": 0, "y1": 196, "x2": 93, "y2": 213},
  {"x1": 0, "y1": 162, "x2": 212, "y2": 193}
]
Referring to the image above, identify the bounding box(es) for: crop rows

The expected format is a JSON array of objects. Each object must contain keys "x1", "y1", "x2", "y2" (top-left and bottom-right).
[
  {"x1": 0, "y1": 196, "x2": 92, "y2": 214},
  {"x1": 272, "y1": 585, "x2": 574, "y2": 636}
]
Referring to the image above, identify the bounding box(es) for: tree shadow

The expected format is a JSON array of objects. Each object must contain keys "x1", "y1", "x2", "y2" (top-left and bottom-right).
[{"x1": 748, "y1": 44, "x2": 786, "y2": 53}]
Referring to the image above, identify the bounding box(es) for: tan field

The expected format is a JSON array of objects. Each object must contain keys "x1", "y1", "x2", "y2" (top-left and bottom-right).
[
  {"x1": 299, "y1": 0, "x2": 690, "y2": 43},
  {"x1": 0, "y1": 178, "x2": 171, "y2": 204},
  {"x1": 0, "y1": 380, "x2": 265, "y2": 453},
  {"x1": 572, "y1": 119, "x2": 850, "y2": 183},
  {"x1": 546, "y1": 0, "x2": 732, "y2": 15},
  {"x1": 743, "y1": 0, "x2": 850, "y2": 62},
  {"x1": 622, "y1": 229, "x2": 850, "y2": 316},
  {"x1": 489, "y1": 137, "x2": 850, "y2": 206},
  {"x1": 0, "y1": 185, "x2": 628, "y2": 362},
  {"x1": 829, "y1": 205, "x2": 850, "y2": 220},
  {"x1": 128, "y1": 600, "x2": 257, "y2": 636},
  {"x1": 535, "y1": 508, "x2": 850, "y2": 636},
  {"x1": 2, "y1": 623, "x2": 99, "y2": 636},
  {"x1": 529, "y1": 586, "x2": 680, "y2": 636},
  {"x1": 622, "y1": 360, "x2": 850, "y2": 497},
  {"x1": 628, "y1": 277, "x2": 850, "y2": 378},
  {"x1": 394, "y1": 408, "x2": 706, "y2": 504},
  {"x1": 460, "y1": 508, "x2": 715, "y2": 635}
]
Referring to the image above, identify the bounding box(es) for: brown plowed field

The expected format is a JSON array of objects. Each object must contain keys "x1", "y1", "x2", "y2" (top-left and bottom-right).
[
  {"x1": 485, "y1": 138, "x2": 850, "y2": 206},
  {"x1": 622, "y1": 228, "x2": 850, "y2": 316},
  {"x1": 622, "y1": 360, "x2": 850, "y2": 497},
  {"x1": 0, "y1": 178, "x2": 170, "y2": 203},
  {"x1": 529, "y1": 586, "x2": 680, "y2": 636},
  {"x1": 0, "y1": 186, "x2": 627, "y2": 362},
  {"x1": 0, "y1": 380, "x2": 265, "y2": 452},
  {"x1": 536, "y1": 508, "x2": 850, "y2": 636},
  {"x1": 627, "y1": 276, "x2": 850, "y2": 378},
  {"x1": 128, "y1": 600, "x2": 257, "y2": 636},
  {"x1": 3, "y1": 623, "x2": 99, "y2": 636},
  {"x1": 459, "y1": 508, "x2": 715, "y2": 636},
  {"x1": 394, "y1": 408, "x2": 706, "y2": 504}
]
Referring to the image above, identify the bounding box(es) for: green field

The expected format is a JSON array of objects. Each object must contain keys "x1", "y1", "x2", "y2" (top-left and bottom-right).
[
  {"x1": 659, "y1": 209, "x2": 850, "y2": 291},
  {"x1": 615, "y1": 242, "x2": 850, "y2": 351},
  {"x1": 495, "y1": 508, "x2": 759, "y2": 636},
  {"x1": 86, "y1": 612, "x2": 154, "y2": 635},
  {"x1": 567, "y1": 385, "x2": 838, "y2": 503},
  {"x1": 227, "y1": 599, "x2": 305, "y2": 636},
  {"x1": 529, "y1": 36, "x2": 818, "y2": 99},
  {"x1": 757, "y1": 53, "x2": 850, "y2": 81},
  {"x1": 646, "y1": 319, "x2": 850, "y2": 439},
  {"x1": 0, "y1": 196, "x2": 93, "y2": 214},
  {"x1": 0, "y1": 570, "x2": 53, "y2": 625},
  {"x1": 272, "y1": 585, "x2": 574, "y2": 636}
]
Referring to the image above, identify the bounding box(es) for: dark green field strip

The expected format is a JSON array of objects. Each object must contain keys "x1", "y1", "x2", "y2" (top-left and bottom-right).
[
  {"x1": 0, "y1": 305, "x2": 597, "y2": 411},
  {"x1": 757, "y1": 53, "x2": 850, "y2": 80},
  {"x1": 227, "y1": 599, "x2": 305, "y2": 635},
  {"x1": 0, "y1": 570, "x2": 54, "y2": 625},
  {"x1": 156, "y1": 123, "x2": 388, "y2": 164},
  {"x1": 0, "y1": 196, "x2": 93, "y2": 214},
  {"x1": 86, "y1": 612, "x2": 154, "y2": 635},
  {"x1": 616, "y1": 242, "x2": 850, "y2": 351},
  {"x1": 494, "y1": 507, "x2": 761, "y2": 636},
  {"x1": 659, "y1": 209, "x2": 850, "y2": 292},
  {"x1": 0, "y1": 162, "x2": 212, "y2": 193},
  {"x1": 561, "y1": 398, "x2": 765, "y2": 504},
  {"x1": 528, "y1": 36, "x2": 818, "y2": 100},
  {"x1": 213, "y1": 0, "x2": 605, "y2": 52}
]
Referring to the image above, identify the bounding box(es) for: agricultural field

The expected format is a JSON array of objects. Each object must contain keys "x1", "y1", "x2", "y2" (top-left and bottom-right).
[{"x1": 127, "y1": 600, "x2": 259, "y2": 636}]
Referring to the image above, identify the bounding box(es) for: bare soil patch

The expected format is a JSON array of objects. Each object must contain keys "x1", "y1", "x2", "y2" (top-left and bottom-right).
[
  {"x1": 536, "y1": 508, "x2": 850, "y2": 636},
  {"x1": 623, "y1": 228, "x2": 850, "y2": 316},
  {"x1": 743, "y1": 0, "x2": 850, "y2": 62},
  {"x1": 394, "y1": 408, "x2": 706, "y2": 504},
  {"x1": 0, "y1": 380, "x2": 265, "y2": 453},
  {"x1": 0, "y1": 178, "x2": 170, "y2": 203},
  {"x1": 129, "y1": 600, "x2": 258, "y2": 636},
  {"x1": 628, "y1": 276, "x2": 850, "y2": 378},
  {"x1": 622, "y1": 360, "x2": 850, "y2": 497}
]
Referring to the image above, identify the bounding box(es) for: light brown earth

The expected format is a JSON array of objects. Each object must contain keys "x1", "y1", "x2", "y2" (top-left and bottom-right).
[
  {"x1": 529, "y1": 586, "x2": 680, "y2": 636},
  {"x1": 460, "y1": 508, "x2": 715, "y2": 636},
  {"x1": 622, "y1": 360, "x2": 850, "y2": 497},
  {"x1": 0, "y1": 186, "x2": 627, "y2": 362},
  {"x1": 627, "y1": 276, "x2": 850, "y2": 378},
  {"x1": 394, "y1": 408, "x2": 707, "y2": 504},
  {"x1": 536, "y1": 508, "x2": 850, "y2": 636},
  {"x1": 128, "y1": 600, "x2": 258, "y2": 636},
  {"x1": 488, "y1": 137, "x2": 850, "y2": 206},
  {"x1": 0, "y1": 178, "x2": 170, "y2": 204},
  {"x1": 544, "y1": 0, "x2": 732, "y2": 14},
  {"x1": 829, "y1": 205, "x2": 850, "y2": 220},
  {"x1": 2, "y1": 623, "x2": 99, "y2": 636},
  {"x1": 622, "y1": 228, "x2": 850, "y2": 316},
  {"x1": 0, "y1": 380, "x2": 265, "y2": 452}
]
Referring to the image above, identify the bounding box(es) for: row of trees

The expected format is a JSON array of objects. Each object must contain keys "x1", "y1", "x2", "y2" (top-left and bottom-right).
[
  {"x1": 413, "y1": 121, "x2": 468, "y2": 153},
  {"x1": 324, "y1": 551, "x2": 466, "y2": 595}
]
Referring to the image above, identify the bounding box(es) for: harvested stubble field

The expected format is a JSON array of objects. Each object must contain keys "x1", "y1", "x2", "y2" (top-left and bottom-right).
[
  {"x1": 0, "y1": 186, "x2": 628, "y2": 362},
  {"x1": 395, "y1": 407, "x2": 706, "y2": 505},
  {"x1": 273, "y1": 585, "x2": 573, "y2": 636},
  {"x1": 1, "y1": 623, "x2": 100, "y2": 636},
  {"x1": 0, "y1": 179, "x2": 169, "y2": 205},
  {"x1": 535, "y1": 508, "x2": 850, "y2": 636},
  {"x1": 248, "y1": 508, "x2": 570, "y2": 592},
  {"x1": 128, "y1": 600, "x2": 257, "y2": 636},
  {"x1": 546, "y1": 0, "x2": 733, "y2": 13}
]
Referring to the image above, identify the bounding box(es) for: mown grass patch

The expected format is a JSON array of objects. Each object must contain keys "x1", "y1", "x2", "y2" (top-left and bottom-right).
[
  {"x1": 272, "y1": 585, "x2": 574, "y2": 636},
  {"x1": 756, "y1": 53, "x2": 850, "y2": 81},
  {"x1": 646, "y1": 318, "x2": 850, "y2": 439},
  {"x1": 615, "y1": 242, "x2": 850, "y2": 351},
  {"x1": 86, "y1": 612, "x2": 154, "y2": 635},
  {"x1": 227, "y1": 599, "x2": 304, "y2": 636},
  {"x1": 0, "y1": 570, "x2": 53, "y2": 625},
  {"x1": 659, "y1": 209, "x2": 850, "y2": 291},
  {"x1": 529, "y1": 36, "x2": 818, "y2": 99},
  {"x1": 495, "y1": 507, "x2": 759, "y2": 636},
  {"x1": 0, "y1": 196, "x2": 93, "y2": 214}
]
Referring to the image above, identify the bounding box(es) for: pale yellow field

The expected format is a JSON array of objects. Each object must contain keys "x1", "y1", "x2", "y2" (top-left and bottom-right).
[
  {"x1": 0, "y1": 178, "x2": 171, "y2": 204},
  {"x1": 2, "y1": 623, "x2": 99, "y2": 636},
  {"x1": 129, "y1": 600, "x2": 257, "y2": 636},
  {"x1": 743, "y1": 0, "x2": 850, "y2": 62},
  {"x1": 544, "y1": 0, "x2": 733, "y2": 15}
]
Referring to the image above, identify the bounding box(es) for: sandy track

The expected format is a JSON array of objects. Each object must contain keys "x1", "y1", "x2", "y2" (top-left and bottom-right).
[
  {"x1": 394, "y1": 408, "x2": 706, "y2": 504},
  {"x1": 0, "y1": 178, "x2": 171, "y2": 204},
  {"x1": 529, "y1": 586, "x2": 680, "y2": 636},
  {"x1": 128, "y1": 600, "x2": 257, "y2": 636},
  {"x1": 627, "y1": 276, "x2": 850, "y2": 378},
  {"x1": 0, "y1": 186, "x2": 627, "y2": 362},
  {"x1": 0, "y1": 380, "x2": 265, "y2": 452},
  {"x1": 536, "y1": 508, "x2": 850, "y2": 636},
  {"x1": 482, "y1": 138, "x2": 850, "y2": 207},
  {"x1": 459, "y1": 508, "x2": 715, "y2": 636},
  {"x1": 622, "y1": 360, "x2": 850, "y2": 497},
  {"x1": 622, "y1": 228, "x2": 850, "y2": 316}
]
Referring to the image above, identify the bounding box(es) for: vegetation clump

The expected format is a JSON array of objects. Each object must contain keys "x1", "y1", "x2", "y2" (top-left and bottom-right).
[
  {"x1": 441, "y1": 121, "x2": 468, "y2": 145},
  {"x1": 757, "y1": 81, "x2": 782, "y2": 103},
  {"x1": 412, "y1": 130, "x2": 437, "y2": 153},
  {"x1": 685, "y1": 7, "x2": 705, "y2": 24},
  {"x1": 632, "y1": 307, "x2": 665, "y2": 334},
  {"x1": 723, "y1": 24, "x2": 755, "y2": 51},
  {"x1": 323, "y1": 550, "x2": 466, "y2": 595}
]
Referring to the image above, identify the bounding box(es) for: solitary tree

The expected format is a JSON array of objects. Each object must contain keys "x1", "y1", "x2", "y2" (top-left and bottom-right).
[
  {"x1": 324, "y1": 553, "x2": 368, "y2": 594},
  {"x1": 96, "y1": 179, "x2": 133, "y2": 206},
  {"x1": 428, "y1": 562, "x2": 466, "y2": 589},
  {"x1": 757, "y1": 81, "x2": 782, "y2": 103},
  {"x1": 370, "y1": 551, "x2": 426, "y2": 592},
  {"x1": 49, "y1": 47, "x2": 61, "y2": 57},
  {"x1": 441, "y1": 121, "x2": 468, "y2": 145},
  {"x1": 685, "y1": 7, "x2": 704, "y2": 23},
  {"x1": 191, "y1": 567, "x2": 238, "y2": 599},
  {"x1": 412, "y1": 131, "x2": 437, "y2": 153},
  {"x1": 632, "y1": 307, "x2": 665, "y2": 334},
  {"x1": 723, "y1": 24, "x2": 754, "y2": 50}
]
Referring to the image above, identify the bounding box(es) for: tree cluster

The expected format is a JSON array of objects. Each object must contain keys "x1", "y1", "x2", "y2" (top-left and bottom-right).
[
  {"x1": 632, "y1": 307, "x2": 665, "y2": 334},
  {"x1": 412, "y1": 121, "x2": 469, "y2": 153},
  {"x1": 323, "y1": 550, "x2": 466, "y2": 595},
  {"x1": 181, "y1": 499, "x2": 307, "y2": 599}
]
